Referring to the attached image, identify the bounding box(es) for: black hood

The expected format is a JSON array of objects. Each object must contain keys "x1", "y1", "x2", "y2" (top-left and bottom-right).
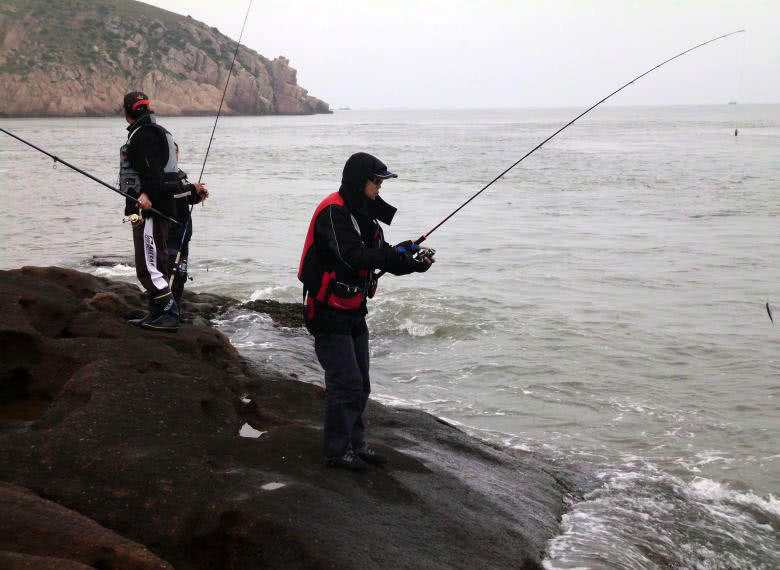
[{"x1": 338, "y1": 152, "x2": 397, "y2": 225}]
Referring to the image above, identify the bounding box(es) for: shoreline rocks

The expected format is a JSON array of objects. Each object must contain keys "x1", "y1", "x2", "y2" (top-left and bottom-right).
[{"x1": 0, "y1": 267, "x2": 576, "y2": 569}]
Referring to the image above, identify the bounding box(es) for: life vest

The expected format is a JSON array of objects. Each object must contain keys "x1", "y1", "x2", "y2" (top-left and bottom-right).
[
  {"x1": 120, "y1": 118, "x2": 179, "y2": 213},
  {"x1": 298, "y1": 192, "x2": 372, "y2": 319}
]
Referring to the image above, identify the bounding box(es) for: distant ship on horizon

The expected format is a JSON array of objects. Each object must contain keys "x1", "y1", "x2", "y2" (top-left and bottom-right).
[{"x1": 728, "y1": 100, "x2": 737, "y2": 105}]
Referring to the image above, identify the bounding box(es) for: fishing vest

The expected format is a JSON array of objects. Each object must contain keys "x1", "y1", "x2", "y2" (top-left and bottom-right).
[
  {"x1": 119, "y1": 119, "x2": 178, "y2": 209},
  {"x1": 298, "y1": 192, "x2": 375, "y2": 318}
]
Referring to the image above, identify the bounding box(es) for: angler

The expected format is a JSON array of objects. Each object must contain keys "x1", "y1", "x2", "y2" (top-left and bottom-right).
[
  {"x1": 299, "y1": 152, "x2": 435, "y2": 471},
  {"x1": 121, "y1": 91, "x2": 182, "y2": 332}
]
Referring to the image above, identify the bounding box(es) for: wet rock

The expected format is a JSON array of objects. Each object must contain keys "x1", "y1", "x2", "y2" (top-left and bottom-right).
[
  {"x1": 241, "y1": 299, "x2": 304, "y2": 328},
  {"x1": 88, "y1": 255, "x2": 135, "y2": 268},
  {"x1": 0, "y1": 482, "x2": 172, "y2": 569},
  {"x1": 0, "y1": 267, "x2": 573, "y2": 570}
]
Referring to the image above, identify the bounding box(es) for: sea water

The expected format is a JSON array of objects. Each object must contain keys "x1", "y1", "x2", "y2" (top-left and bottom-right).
[{"x1": 1, "y1": 106, "x2": 778, "y2": 569}]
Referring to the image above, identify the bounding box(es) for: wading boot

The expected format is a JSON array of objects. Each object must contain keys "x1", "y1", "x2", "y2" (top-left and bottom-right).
[
  {"x1": 356, "y1": 445, "x2": 388, "y2": 466},
  {"x1": 140, "y1": 290, "x2": 179, "y2": 333},
  {"x1": 326, "y1": 451, "x2": 369, "y2": 472}
]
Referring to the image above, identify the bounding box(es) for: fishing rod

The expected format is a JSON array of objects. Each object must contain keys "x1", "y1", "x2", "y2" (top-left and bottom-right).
[
  {"x1": 0, "y1": 127, "x2": 181, "y2": 226},
  {"x1": 169, "y1": 0, "x2": 253, "y2": 288},
  {"x1": 379, "y1": 29, "x2": 745, "y2": 277}
]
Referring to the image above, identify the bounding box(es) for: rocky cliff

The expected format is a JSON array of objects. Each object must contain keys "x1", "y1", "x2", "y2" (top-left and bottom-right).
[
  {"x1": 0, "y1": 0, "x2": 330, "y2": 117},
  {"x1": 0, "y1": 267, "x2": 579, "y2": 569}
]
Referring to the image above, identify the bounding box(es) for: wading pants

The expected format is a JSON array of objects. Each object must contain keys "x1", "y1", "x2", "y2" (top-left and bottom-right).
[
  {"x1": 132, "y1": 216, "x2": 170, "y2": 294},
  {"x1": 314, "y1": 328, "x2": 370, "y2": 458}
]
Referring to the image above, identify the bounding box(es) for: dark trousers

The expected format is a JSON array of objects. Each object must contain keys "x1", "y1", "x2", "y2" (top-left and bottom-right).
[{"x1": 314, "y1": 328, "x2": 370, "y2": 458}]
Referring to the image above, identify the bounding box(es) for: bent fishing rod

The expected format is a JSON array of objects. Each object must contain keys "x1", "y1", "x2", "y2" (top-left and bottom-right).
[
  {"x1": 170, "y1": 0, "x2": 253, "y2": 288},
  {"x1": 0, "y1": 127, "x2": 180, "y2": 226},
  {"x1": 379, "y1": 29, "x2": 745, "y2": 277}
]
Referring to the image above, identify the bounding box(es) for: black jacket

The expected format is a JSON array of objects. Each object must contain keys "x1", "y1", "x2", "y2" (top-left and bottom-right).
[
  {"x1": 125, "y1": 114, "x2": 174, "y2": 218},
  {"x1": 308, "y1": 154, "x2": 418, "y2": 334}
]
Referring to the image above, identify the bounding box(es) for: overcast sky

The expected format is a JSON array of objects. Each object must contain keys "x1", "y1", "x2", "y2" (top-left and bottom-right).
[{"x1": 144, "y1": 0, "x2": 778, "y2": 109}]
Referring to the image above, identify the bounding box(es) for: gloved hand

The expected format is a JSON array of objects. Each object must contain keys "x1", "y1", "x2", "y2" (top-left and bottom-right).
[
  {"x1": 395, "y1": 240, "x2": 420, "y2": 255},
  {"x1": 412, "y1": 257, "x2": 432, "y2": 272},
  {"x1": 400, "y1": 248, "x2": 435, "y2": 273}
]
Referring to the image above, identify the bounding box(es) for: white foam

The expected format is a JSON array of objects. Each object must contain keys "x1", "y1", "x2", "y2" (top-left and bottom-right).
[
  {"x1": 249, "y1": 286, "x2": 291, "y2": 301},
  {"x1": 239, "y1": 423, "x2": 266, "y2": 439},
  {"x1": 261, "y1": 482, "x2": 286, "y2": 491},
  {"x1": 93, "y1": 264, "x2": 135, "y2": 278},
  {"x1": 686, "y1": 477, "x2": 780, "y2": 518},
  {"x1": 400, "y1": 319, "x2": 436, "y2": 337}
]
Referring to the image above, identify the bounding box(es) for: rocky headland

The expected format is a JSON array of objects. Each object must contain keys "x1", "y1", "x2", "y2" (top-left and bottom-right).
[
  {"x1": 0, "y1": 267, "x2": 578, "y2": 569},
  {"x1": 0, "y1": 0, "x2": 330, "y2": 117}
]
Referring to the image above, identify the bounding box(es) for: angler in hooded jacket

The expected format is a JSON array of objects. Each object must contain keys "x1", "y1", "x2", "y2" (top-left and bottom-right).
[
  {"x1": 299, "y1": 152, "x2": 435, "y2": 471},
  {"x1": 120, "y1": 91, "x2": 181, "y2": 332}
]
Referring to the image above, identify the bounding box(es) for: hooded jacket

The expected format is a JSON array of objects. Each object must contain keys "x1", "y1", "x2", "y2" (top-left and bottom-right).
[{"x1": 300, "y1": 153, "x2": 419, "y2": 333}]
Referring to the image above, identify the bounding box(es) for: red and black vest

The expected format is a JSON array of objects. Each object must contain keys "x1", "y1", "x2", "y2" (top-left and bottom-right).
[{"x1": 298, "y1": 193, "x2": 373, "y2": 319}]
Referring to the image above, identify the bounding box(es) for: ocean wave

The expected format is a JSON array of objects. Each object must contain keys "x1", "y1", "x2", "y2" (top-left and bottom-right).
[
  {"x1": 544, "y1": 462, "x2": 780, "y2": 570},
  {"x1": 248, "y1": 285, "x2": 297, "y2": 302},
  {"x1": 92, "y1": 264, "x2": 136, "y2": 278}
]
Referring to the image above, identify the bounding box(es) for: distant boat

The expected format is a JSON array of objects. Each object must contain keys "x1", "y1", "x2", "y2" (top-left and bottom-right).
[
  {"x1": 728, "y1": 100, "x2": 737, "y2": 105},
  {"x1": 337, "y1": 106, "x2": 352, "y2": 111}
]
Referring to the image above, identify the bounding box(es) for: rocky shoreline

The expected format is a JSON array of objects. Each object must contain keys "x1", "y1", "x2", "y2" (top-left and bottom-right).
[
  {"x1": 0, "y1": 1, "x2": 330, "y2": 118},
  {"x1": 0, "y1": 267, "x2": 576, "y2": 569}
]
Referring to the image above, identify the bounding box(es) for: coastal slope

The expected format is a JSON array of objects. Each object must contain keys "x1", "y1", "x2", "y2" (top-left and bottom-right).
[
  {"x1": 0, "y1": 0, "x2": 330, "y2": 117},
  {"x1": 0, "y1": 267, "x2": 574, "y2": 569}
]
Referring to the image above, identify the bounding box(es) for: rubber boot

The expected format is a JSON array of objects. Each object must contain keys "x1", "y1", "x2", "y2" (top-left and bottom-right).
[{"x1": 140, "y1": 290, "x2": 179, "y2": 333}]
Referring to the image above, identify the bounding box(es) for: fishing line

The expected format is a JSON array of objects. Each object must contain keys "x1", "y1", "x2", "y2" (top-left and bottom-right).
[
  {"x1": 197, "y1": 0, "x2": 253, "y2": 184},
  {"x1": 0, "y1": 127, "x2": 181, "y2": 225},
  {"x1": 170, "y1": 0, "x2": 253, "y2": 288},
  {"x1": 411, "y1": 29, "x2": 746, "y2": 247}
]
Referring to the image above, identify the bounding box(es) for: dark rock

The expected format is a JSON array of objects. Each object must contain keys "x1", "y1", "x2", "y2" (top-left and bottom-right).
[
  {"x1": 0, "y1": 482, "x2": 172, "y2": 569},
  {"x1": 241, "y1": 299, "x2": 305, "y2": 328},
  {"x1": 0, "y1": 267, "x2": 574, "y2": 570},
  {"x1": 87, "y1": 255, "x2": 135, "y2": 268}
]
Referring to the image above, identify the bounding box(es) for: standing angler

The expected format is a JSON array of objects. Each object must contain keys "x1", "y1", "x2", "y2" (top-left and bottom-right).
[
  {"x1": 168, "y1": 143, "x2": 209, "y2": 307},
  {"x1": 299, "y1": 152, "x2": 436, "y2": 471},
  {"x1": 120, "y1": 91, "x2": 181, "y2": 332}
]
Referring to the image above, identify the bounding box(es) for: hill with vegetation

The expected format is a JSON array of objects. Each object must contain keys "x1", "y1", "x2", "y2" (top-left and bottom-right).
[{"x1": 0, "y1": 0, "x2": 330, "y2": 117}]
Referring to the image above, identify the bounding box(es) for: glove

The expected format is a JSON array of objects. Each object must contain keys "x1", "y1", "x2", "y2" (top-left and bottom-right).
[
  {"x1": 400, "y1": 253, "x2": 431, "y2": 273},
  {"x1": 395, "y1": 240, "x2": 420, "y2": 254}
]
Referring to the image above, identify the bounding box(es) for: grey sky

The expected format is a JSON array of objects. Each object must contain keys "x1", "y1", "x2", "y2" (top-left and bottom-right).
[{"x1": 144, "y1": 0, "x2": 778, "y2": 108}]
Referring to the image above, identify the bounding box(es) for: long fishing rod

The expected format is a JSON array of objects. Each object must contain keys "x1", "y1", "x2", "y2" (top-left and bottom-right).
[
  {"x1": 380, "y1": 29, "x2": 745, "y2": 278},
  {"x1": 0, "y1": 127, "x2": 181, "y2": 226},
  {"x1": 170, "y1": 0, "x2": 253, "y2": 288}
]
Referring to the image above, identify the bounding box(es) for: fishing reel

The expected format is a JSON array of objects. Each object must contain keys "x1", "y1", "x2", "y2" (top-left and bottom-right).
[
  {"x1": 414, "y1": 247, "x2": 436, "y2": 263},
  {"x1": 122, "y1": 213, "x2": 143, "y2": 226}
]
